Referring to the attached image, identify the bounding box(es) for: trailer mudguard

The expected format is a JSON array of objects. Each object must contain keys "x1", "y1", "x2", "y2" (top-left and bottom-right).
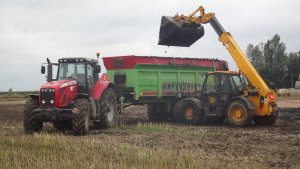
[{"x1": 92, "y1": 73, "x2": 111, "y2": 100}]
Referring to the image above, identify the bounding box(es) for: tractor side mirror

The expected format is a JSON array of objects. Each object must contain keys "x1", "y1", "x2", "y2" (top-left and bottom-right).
[
  {"x1": 41, "y1": 66, "x2": 46, "y2": 74},
  {"x1": 94, "y1": 65, "x2": 101, "y2": 74}
]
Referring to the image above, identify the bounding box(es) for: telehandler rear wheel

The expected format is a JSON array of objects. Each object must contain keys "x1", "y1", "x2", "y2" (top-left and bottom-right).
[
  {"x1": 227, "y1": 100, "x2": 253, "y2": 127},
  {"x1": 72, "y1": 98, "x2": 90, "y2": 135},
  {"x1": 95, "y1": 88, "x2": 117, "y2": 129},
  {"x1": 24, "y1": 99, "x2": 43, "y2": 133},
  {"x1": 173, "y1": 98, "x2": 204, "y2": 125}
]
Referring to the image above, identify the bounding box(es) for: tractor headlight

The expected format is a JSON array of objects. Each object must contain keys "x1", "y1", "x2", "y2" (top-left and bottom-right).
[
  {"x1": 50, "y1": 100, "x2": 54, "y2": 104},
  {"x1": 42, "y1": 100, "x2": 46, "y2": 104}
]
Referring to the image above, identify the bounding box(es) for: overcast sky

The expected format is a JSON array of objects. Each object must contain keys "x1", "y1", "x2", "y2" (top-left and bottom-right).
[{"x1": 0, "y1": 0, "x2": 299, "y2": 91}]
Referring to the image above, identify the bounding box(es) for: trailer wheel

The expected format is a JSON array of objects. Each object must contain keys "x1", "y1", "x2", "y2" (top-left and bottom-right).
[
  {"x1": 72, "y1": 98, "x2": 90, "y2": 135},
  {"x1": 173, "y1": 98, "x2": 204, "y2": 125},
  {"x1": 227, "y1": 100, "x2": 253, "y2": 127},
  {"x1": 24, "y1": 99, "x2": 43, "y2": 134},
  {"x1": 95, "y1": 88, "x2": 117, "y2": 129},
  {"x1": 254, "y1": 114, "x2": 278, "y2": 126},
  {"x1": 147, "y1": 104, "x2": 168, "y2": 122}
]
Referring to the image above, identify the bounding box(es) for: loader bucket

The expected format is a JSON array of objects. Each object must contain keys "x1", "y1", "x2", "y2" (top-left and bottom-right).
[{"x1": 158, "y1": 16, "x2": 204, "y2": 47}]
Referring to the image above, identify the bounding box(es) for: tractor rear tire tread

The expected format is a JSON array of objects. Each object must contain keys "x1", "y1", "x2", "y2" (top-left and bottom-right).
[{"x1": 95, "y1": 88, "x2": 117, "y2": 129}]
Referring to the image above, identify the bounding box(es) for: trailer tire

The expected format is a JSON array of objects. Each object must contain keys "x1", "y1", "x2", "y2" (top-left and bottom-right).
[
  {"x1": 24, "y1": 99, "x2": 43, "y2": 134},
  {"x1": 147, "y1": 104, "x2": 168, "y2": 122},
  {"x1": 254, "y1": 114, "x2": 278, "y2": 126},
  {"x1": 227, "y1": 100, "x2": 253, "y2": 127},
  {"x1": 173, "y1": 98, "x2": 204, "y2": 125},
  {"x1": 72, "y1": 98, "x2": 90, "y2": 135},
  {"x1": 95, "y1": 88, "x2": 117, "y2": 129}
]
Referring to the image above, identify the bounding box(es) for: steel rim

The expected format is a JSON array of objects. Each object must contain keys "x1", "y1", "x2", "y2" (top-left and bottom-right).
[
  {"x1": 185, "y1": 107, "x2": 194, "y2": 120},
  {"x1": 231, "y1": 105, "x2": 245, "y2": 123}
]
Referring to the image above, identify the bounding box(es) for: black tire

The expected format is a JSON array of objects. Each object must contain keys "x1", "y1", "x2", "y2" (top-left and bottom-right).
[
  {"x1": 24, "y1": 99, "x2": 43, "y2": 134},
  {"x1": 95, "y1": 88, "x2": 117, "y2": 129},
  {"x1": 227, "y1": 100, "x2": 253, "y2": 127},
  {"x1": 254, "y1": 114, "x2": 278, "y2": 126},
  {"x1": 147, "y1": 104, "x2": 168, "y2": 122},
  {"x1": 53, "y1": 121, "x2": 72, "y2": 131},
  {"x1": 206, "y1": 116, "x2": 226, "y2": 124},
  {"x1": 72, "y1": 98, "x2": 90, "y2": 135},
  {"x1": 173, "y1": 98, "x2": 204, "y2": 125}
]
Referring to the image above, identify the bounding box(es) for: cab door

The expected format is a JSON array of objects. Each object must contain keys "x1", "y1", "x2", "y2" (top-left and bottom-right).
[{"x1": 201, "y1": 73, "x2": 239, "y2": 113}]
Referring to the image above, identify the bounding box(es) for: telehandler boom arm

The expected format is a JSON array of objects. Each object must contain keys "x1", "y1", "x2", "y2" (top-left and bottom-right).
[{"x1": 158, "y1": 6, "x2": 275, "y2": 101}]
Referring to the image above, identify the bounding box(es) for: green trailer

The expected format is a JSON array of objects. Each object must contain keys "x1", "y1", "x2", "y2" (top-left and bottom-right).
[{"x1": 103, "y1": 55, "x2": 228, "y2": 121}]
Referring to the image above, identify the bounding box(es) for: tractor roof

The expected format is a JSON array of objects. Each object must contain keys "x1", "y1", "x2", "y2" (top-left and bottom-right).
[{"x1": 58, "y1": 57, "x2": 98, "y2": 63}]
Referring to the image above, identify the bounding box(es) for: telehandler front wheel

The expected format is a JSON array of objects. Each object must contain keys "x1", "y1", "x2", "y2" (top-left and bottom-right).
[
  {"x1": 227, "y1": 100, "x2": 253, "y2": 127},
  {"x1": 72, "y1": 98, "x2": 90, "y2": 135},
  {"x1": 24, "y1": 99, "x2": 43, "y2": 133}
]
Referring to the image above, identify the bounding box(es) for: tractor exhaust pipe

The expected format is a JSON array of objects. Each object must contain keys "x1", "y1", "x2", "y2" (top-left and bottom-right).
[{"x1": 158, "y1": 16, "x2": 205, "y2": 47}]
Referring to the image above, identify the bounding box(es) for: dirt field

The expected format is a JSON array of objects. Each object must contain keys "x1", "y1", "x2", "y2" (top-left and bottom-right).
[{"x1": 0, "y1": 99, "x2": 299, "y2": 168}]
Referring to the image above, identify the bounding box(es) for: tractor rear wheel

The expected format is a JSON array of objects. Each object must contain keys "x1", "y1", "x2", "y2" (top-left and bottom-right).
[
  {"x1": 227, "y1": 100, "x2": 253, "y2": 127},
  {"x1": 95, "y1": 88, "x2": 117, "y2": 129},
  {"x1": 72, "y1": 98, "x2": 90, "y2": 135},
  {"x1": 254, "y1": 114, "x2": 278, "y2": 126},
  {"x1": 24, "y1": 99, "x2": 43, "y2": 133},
  {"x1": 173, "y1": 98, "x2": 204, "y2": 125},
  {"x1": 147, "y1": 104, "x2": 168, "y2": 122}
]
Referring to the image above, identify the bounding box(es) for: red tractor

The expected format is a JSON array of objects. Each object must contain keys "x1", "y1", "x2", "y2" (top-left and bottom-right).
[{"x1": 24, "y1": 57, "x2": 116, "y2": 135}]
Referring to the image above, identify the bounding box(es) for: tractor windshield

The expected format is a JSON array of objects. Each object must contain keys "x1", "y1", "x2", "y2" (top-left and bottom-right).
[{"x1": 58, "y1": 63, "x2": 86, "y2": 83}]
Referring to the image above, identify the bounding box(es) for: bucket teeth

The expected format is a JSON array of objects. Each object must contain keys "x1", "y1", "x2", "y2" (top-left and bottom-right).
[{"x1": 158, "y1": 16, "x2": 204, "y2": 47}]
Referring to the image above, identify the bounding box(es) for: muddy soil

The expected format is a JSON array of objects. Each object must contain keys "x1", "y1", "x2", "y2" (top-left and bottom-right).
[{"x1": 0, "y1": 100, "x2": 299, "y2": 168}]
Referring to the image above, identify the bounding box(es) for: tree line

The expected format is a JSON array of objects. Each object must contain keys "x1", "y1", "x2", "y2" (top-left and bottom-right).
[{"x1": 246, "y1": 34, "x2": 300, "y2": 89}]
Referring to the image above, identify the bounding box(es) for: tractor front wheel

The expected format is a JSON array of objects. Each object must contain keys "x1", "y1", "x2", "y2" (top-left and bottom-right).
[
  {"x1": 72, "y1": 98, "x2": 90, "y2": 135},
  {"x1": 24, "y1": 99, "x2": 43, "y2": 133}
]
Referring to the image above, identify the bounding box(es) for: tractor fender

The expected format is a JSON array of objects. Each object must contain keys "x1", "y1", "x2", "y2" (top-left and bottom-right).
[
  {"x1": 28, "y1": 94, "x2": 39, "y2": 101},
  {"x1": 184, "y1": 97, "x2": 205, "y2": 110},
  {"x1": 76, "y1": 93, "x2": 89, "y2": 99},
  {"x1": 92, "y1": 80, "x2": 113, "y2": 100},
  {"x1": 231, "y1": 96, "x2": 255, "y2": 111}
]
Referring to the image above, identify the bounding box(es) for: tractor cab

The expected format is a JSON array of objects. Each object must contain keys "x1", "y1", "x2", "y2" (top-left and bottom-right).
[
  {"x1": 42, "y1": 57, "x2": 101, "y2": 95},
  {"x1": 56, "y1": 58, "x2": 101, "y2": 94}
]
